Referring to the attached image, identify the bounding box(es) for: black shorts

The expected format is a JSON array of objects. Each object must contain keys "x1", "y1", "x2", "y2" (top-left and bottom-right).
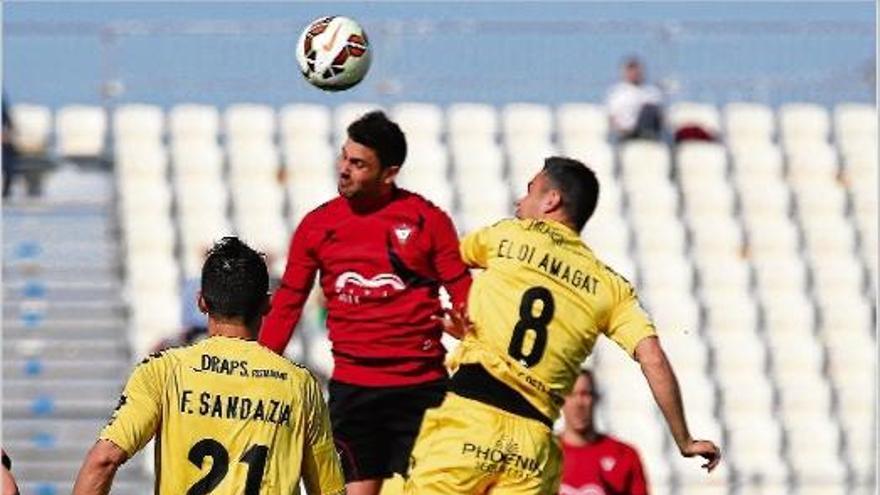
[{"x1": 328, "y1": 378, "x2": 447, "y2": 482}]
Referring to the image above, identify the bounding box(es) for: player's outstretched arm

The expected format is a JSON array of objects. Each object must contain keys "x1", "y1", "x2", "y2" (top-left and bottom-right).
[
  {"x1": 634, "y1": 336, "x2": 721, "y2": 472},
  {"x1": 72, "y1": 440, "x2": 128, "y2": 495}
]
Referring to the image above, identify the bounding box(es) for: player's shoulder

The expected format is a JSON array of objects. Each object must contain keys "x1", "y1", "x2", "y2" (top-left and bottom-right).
[
  {"x1": 603, "y1": 434, "x2": 643, "y2": 460},
  {"x1": 300, "y1": 196, "x2": 345, "y2": 224},
  {"x1": 396, "y1": 188, "x2": 450, "y2": 216},
  {"x1": 249, "y1": 344, "x2": 322, "y2": 386}
]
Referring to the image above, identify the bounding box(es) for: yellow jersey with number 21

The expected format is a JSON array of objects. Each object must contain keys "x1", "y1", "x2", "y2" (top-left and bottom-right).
[{"x1": 100, "y1": 336, "x2": 345, "y2": 495}]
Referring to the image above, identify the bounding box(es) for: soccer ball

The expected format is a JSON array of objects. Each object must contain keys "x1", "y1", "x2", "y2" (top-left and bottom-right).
[{"x1": 296, "y1": 16, "x2": 371, "y2": 91}]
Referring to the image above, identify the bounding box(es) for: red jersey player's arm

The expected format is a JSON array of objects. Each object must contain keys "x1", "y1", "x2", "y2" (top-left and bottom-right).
[
  {"x1": 259, "y1": 219, "x2": 320, "y2": 354},
  {"x1": 428, "y1": 207, "x2": 472, "y2": 310}
]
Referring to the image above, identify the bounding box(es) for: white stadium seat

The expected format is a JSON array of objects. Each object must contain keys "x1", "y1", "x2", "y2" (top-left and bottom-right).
[
  {"x1": 779, "y1": 102, "x2": 831, "y2": 146},
  {"x1": 56, "y1": 104, "x2": 107, "y2": 158},
  {"x1": 224, "y1": 103, "x2": 275, "y2": 143},
  {"x1": 10, "y1": 103, "x2": 52, "y2": 155},
  {"x1": 447, "y1": 103, "x2": 499, "y2": 143},
  {"x1": 391, "y1": 102, "x2": 444, "y2": 142},
  {"x1": 502, "y1": 103, "x2": 553, "y2": 142},
  {"x1": 833, "y1": 103, "x2": 877, "y2": 152},
  {"x1": 724, "y1": 102, "x2": 775, "y2": 145},
  {"x1": 619, "y1": 140, "x2": 671, "y2": 182},
  {"x1": 559, "y1": 139, "x2": 615, "y2": 183},
  {"x1": 169, "y1": 104, "x2": 220, "y2": 143},
  {"x1": 113, "y1": 104, "x2": 164, "y2": 144},
  {"x1": 279, "y1": 103, "x2": 332, "y2": 145},
  {"x1": 556, "y1": 103, "x2": 608, "y2": 143},
  {"x1": 668, "y1": 101, "x2": 721, "y2": 135}
]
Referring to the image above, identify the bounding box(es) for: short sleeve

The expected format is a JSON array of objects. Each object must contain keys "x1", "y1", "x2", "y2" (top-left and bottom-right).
[
  {"x1": 301, "y1": 374, "x2": 345, "y2": 495},
  {"x1": 459, "y1": 223, "x2": 498, "y2": 268},
  {"x1": 603, "y1": 276, "x2": 656, "y2": 358},
  {"x1": 98, "y1": 353, "x2": 168, "y2": 457}
]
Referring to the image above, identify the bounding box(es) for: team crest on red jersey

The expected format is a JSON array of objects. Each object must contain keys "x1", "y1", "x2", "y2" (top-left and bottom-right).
[{"x1": 393, "y1": 223, "x2": 415, "y2": 244}]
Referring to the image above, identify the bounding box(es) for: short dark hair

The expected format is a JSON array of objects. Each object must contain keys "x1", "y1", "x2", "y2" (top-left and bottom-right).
[
  {"x1": 542, "y1": 156, "x2": 600, "y2": 232},
  {"x1": 347, "y1": 110, "x2": 407, "y2": 169},
  {"x1": 578, "y1": 367, "x2": 600, "y2": 399},
  {"x1": 201, "y1": 237, "x2": 269, "y2": 322}
]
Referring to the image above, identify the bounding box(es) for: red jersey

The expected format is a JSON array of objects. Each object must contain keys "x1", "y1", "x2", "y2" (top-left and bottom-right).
[
  {"x1": 560, "y1": 435, "x2": 649, "y2": 495},
  {"x1": 259, "y1": 188, "x2": 471, "y2": 387}
]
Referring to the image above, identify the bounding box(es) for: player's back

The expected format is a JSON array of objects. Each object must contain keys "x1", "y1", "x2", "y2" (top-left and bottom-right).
[
  {"x1": 103, "y1": 336, "x2": 335, "y2": 494},
  {"x1": 453, "y1": 218, "x2": 655, "y2": 422}
]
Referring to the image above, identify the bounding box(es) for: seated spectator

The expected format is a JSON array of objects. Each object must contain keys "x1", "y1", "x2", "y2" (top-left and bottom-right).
[
  {"x1": 559, "y1": 369, "x2": 649, "y2": 495},
  {"x1": 606, "y1": 57, "x2": 664, "y2": 141}
]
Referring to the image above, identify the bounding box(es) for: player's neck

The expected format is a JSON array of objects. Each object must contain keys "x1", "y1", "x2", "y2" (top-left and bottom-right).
[
  {"x1": 348, "y1": 184, "x2": 396, "y2": 213},
  {"x1": 561, "y1": 428, "x2": 601, "y2": 446},
  {"x1": 207, "y1": 319, "x2": 257, "y2": 341}
]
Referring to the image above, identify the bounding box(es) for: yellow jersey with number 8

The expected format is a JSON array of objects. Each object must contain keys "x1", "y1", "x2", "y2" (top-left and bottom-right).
[
  {"x1": 100, "y1": 336, "x2": 344, "y2": 495},
  {"x1": 451, "y1": 218, "x2": 656, "y2": 422}
]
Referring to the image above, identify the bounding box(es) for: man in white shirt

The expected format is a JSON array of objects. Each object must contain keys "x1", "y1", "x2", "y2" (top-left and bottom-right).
[{"x1": 606, "y1": 57, "x2": 664, "y2": 141}]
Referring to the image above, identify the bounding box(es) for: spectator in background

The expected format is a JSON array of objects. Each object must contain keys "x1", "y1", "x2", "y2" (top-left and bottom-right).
[
  {"x1": 2, "y1": 94, "x2": 20, "y2": 199},
  {"x1": 560, "y1": 369, "x2": 649, "y2": 495},
  {"x1": 2, "y1": 449, "x2": 21, "y2": 495},
  {"x1": 606, "y1": 57, "x2": 664, "y2": 141}
]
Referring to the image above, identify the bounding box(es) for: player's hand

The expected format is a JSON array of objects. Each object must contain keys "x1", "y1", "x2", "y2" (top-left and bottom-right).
[
  {"x1": 432, "y1": 305, "x2": 473, "y2": 339},
  {"x1": 680, "y1": 439, "x2": 721, "y2": 472}
]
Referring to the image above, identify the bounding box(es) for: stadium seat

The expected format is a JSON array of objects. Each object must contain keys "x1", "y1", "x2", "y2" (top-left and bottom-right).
[
  {"x1": 171, "y1": 142, "x2": 224, "y2": 182},
  {"x1": 501, "y1": 103, "x2": 553, "y2": 143},
  {"x1": 391, "y1": 102, "x2": 444, "y2": 142},
  {"x1": 168, "y1": 104, "x2": 220, "y2": 143},
  {"x1": 702, "y1": 290, "x2": 758, "y2": 331},
  {"x1": 791, "y1": 180, "x2": 847, "y2": 219},
  {"x1": 224, "y1": 103, "x2": 275, "y2": 144},
  {"x1": 582, "y1": 211, "x2": 630, "y2": 261},
  {"x1": 779, "y1": 103, "x2": 831, "y2": 147},
  {"x1": 639, "y1": 253, "x2": 694, "y2": 294},
  {"x1": 731, "y1": 143, "x2": 784, "y2": 181},
  {"x1": 231, "y1": 179, "x2": 284, "y2": 218},
  {"x1": 667, "y1": 101, "x2": 721, "y2": 136},
  {"x1": 676, "y1": 142, "x2": 728, "y2": 185},
  {"x1": 738, "y1": 178, "x2": 792, "y2": 223},
  {"x1": 287, "y1": 179, "x2": 338, "y2": 224},
  {"x1": 680, "y1": 174, "x2": 733, "y2": 213},
  {"x1": 744, "y1": 217, "x2": 800, "y2": 260},
  {"x1": 234, "y1": 214, "x2": 289, "y2": 259},
  {"x1": 115, "y1": 142, "x2": 169, "y2": 181},
  {"x1": 810, "y1": 256, "x2": 865, "y2": 295},
  {"x1": 333, "y1": 102, "x2": 383, "y2": 143},
  {"x1": 10, "y1": 103, "x2": 52, "y2": 155},
  {"x1": 406, "y1": 140, "x2": 450, "y2": 178},
  {"x1": 632, "y1": 218, "x2": 686, "y2": 256},
  {"x1": 452, "y1": 141, "x2": 506, "y2": 186},
  {"x1": 279, "y1": 103, "x2": 332, "y2": 145},
  {"x1": 656, "y1": 322, "x2": 707, "y2": 371},
  {"x1": 55, "y1": 105, "x2": 107, "y2": 158},
  {"x1": 833, "y1": 103, "x2": 877, "y2": 152},
  {"x1": 619, "y1": 140, "x2": 671, "y2": 182},
  {"x1": 801, "y1": 214, "x2": 856, "y2": 256},
  {"x1": 786, "y1": 142, "x2": 840, "y2": 185},
  {"x1": 723, "y1": 102, "x2": 775, "y2": 146},
  {"x1": 556, "y1": 103, "x2": 608, "y2": 144},
  {"x1": 753, "y1": 256, "x2": 808, "y2": 296},
  {"x1": 227, "y1": 141, "x2": 280, "y2": 183},
  {"x1": 113, "y1": 104, "x2": 164, "y2": 144},
  {"x1": 625, "y1": 179, "x2": 679, "y2": 221},
  {"x1": 559, "y1": 139, "x2": 615, "y2": 183},
  {"x1": 725, "y1": 414, "x2": 787, "y2": 485},
  {"x1": 696, "y1": 256, "x2": 750, "y2": 294},
  {"x1": 507, "y1": 139, "x2": 558, "y2": 186},
  {"x1": 447, "y1": 103, "x2": 499, "y2": 143}
]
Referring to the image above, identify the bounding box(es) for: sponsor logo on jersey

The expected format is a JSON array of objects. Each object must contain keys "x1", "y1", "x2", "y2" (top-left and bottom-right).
[
  {"x1": 560, "y1": 484, "x2": 605, "y2": 495},
  {"x1": 460, "y1": 436, "x2": 542, "y2": 478},
  {"x1": 334, "y1": 271, "x2": 406, "y2": 303}
]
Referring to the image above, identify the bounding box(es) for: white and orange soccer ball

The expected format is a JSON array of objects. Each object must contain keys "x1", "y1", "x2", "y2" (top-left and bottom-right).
[{"x1": 296, "y1": 16, "x2": 371, "y2": 91}]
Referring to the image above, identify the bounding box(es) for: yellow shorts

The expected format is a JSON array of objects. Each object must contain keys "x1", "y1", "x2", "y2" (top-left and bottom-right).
[{"x1": 404, "y1": 393, "x2": 562, "y2": 495}]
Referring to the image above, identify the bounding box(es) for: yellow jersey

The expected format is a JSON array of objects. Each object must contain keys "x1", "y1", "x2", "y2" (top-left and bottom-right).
[
  {"x1": 100, "y1": 336, "x2": 345, "y2": 495},
  {"x1": 452, "y1": 218, "x2": 656, "y2": 422}
]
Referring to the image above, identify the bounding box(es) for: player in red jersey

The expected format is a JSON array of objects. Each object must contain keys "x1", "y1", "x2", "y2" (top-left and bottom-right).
[
  {"x1": 259, "y1": 111, "x2": 472, "y2": 495},
  {"x1": 560, "y1": 369, "x2": 649, "y2": 495}
]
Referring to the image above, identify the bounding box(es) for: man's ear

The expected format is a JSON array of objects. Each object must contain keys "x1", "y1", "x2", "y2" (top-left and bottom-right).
[
  {"x1": 197, "y1": 292, "x2": 208, "y2": 314},
  {"x1": 542, "y1": 189, "x2": 563, "y2": 214},
  {"x1": 382, "y1": 165, "x2": 400, "y2": 185}
]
